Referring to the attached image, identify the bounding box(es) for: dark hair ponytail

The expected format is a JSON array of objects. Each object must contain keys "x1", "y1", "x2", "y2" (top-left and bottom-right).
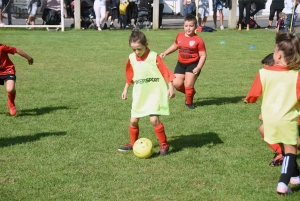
[
  {"x1": 276, "y1": 33, "x2": 300, "y2": 70},
  {"x1": 129, "y1": 29, "x2": 147, "y2": 46}
]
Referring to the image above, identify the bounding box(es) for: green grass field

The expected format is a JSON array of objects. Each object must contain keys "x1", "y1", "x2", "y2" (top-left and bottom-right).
[{"x1": 1, "y1": 28, "x2": 300, "y2": 200}]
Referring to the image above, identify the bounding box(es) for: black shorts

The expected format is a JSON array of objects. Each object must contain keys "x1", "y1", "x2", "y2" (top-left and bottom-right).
[
  {"x1": 174, "y1": 61, "x2": 201, "y2": 75},
  {"x1": 0, "y1": 74, "x2": 16, "y2": 85},
  {"x1": 106, "y1": 1, "x2": 110, "y2": 11}
]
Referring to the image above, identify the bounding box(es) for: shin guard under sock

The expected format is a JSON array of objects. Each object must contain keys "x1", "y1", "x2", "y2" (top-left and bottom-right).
[
  {"x1": 268, "y1": 143, "x2": 282, "y2": 154},
  {"x1": 154, "y1": 123, "x2": 168, "y2": 145},
  {"x1": 292, "y1": 161, "x2": 300, "y2": 177},
  {"x1": 185, "y1": 87, "x2": 195, "y2": 105},
  {"x1": 7, "y1": 91, "x2": 16, "y2": 106},
  {"x1": 129, "y1": 126, "x2": 139, "y2": 145},
  {"x1": 175, "y1": 85, "x2": 185, "y2": 94},
  {"x1": 261, "y1": 133, "x2": 282, "y2": 154},
  {"x1": 279, "y1": 154, "x2": 297, "y2": 185}
]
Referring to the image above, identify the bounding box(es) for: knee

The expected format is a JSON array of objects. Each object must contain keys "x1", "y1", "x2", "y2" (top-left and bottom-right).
[
  {"x1": 6, "y1": 82, "x2": 15, "y2": 94},
  {"x1": 7, "y1": 88, "x2": 15, "y2": 94},
  {"x1": 258, "y1": 124, "x2": 264, "y2": 138},
  {"x1": 149, "y1": 117, "x2": 160, "y2": 126},
  {"x1": 130, "y1": 118, "x2": 139, "y2": 127}
]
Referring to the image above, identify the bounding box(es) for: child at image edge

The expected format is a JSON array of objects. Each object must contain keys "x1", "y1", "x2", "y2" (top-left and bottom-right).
[
  {"x1": 0, "y1": 44, "x2": 34, "y2": 116},
  {"x1": 160, "y1": 14, "x2": 206, "y2": 109},
  {"x1": 118, "y1": 30, "x2": 175, "y2": 156},
  {"x1": 244, "y1": 33, "x2": 300, "y2": 195},
  {"x1": 258, "y1": 53, "x2": 300, "y2": 167}
]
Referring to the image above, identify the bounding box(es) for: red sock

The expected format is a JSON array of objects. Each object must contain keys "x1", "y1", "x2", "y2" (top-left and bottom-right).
[
  {"x1": 261, "y1": 133, "x2": 282, "y2": 153},
  {"x1": 268, "y1": 143, "x2": 282, "y2": 153},
  {"x1": 175, "y1": 84, "x2": 185, "y2": 94},
  {"x1": 154, "y1": 123, "x2": 168, "y2": 145},
  {"x1": 129, "y1": 126, "x2": 139, "y2": 145},
  {"x1": 7, "y1": 91, "x2": 16, "y2": 106},
  {"x1": 185, "y1": 87, "x2": 195, "y2": 105}
]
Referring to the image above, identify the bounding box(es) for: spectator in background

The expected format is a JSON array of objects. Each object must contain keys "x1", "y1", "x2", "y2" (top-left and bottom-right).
[
  {"x1": 276, "y1": 11, "x2": 285, "y2": 32},
  {"x1": 212, "y1": 0, "x2": 224, "y2": 30},
  {"x1": 183, "y1": 0, "x2": 196, "y2": 17},
  {"x1": 238, "y1": 0, "x2": 251, "y2": 31},
  {"x1": 41, "y1": 0, "x2": 66, "y2": 30},
  {"x1": 103, "y1": 0, "x2": 111, "y2": 29},
  {"x1": 198, "y1": 0, "x2": 209, "y2": 27},
  {"x1": 26, "y1": 0, "x2": 41, "y2": 28},
  {"x1": 282, "y1": 0, "x2": 296, "y2": 33},
  {"x1": 0, "y1": 0, "x2": 5, "y2": 26},
  {"x1": 94, "y1": 0, "x2": 106, "y2": 31},
  {"x1": 159, "y1": 0, "x2": 164, "y2": 28},
  {"x1": 119, "y1": 0, "x2": 129, "y2": 29},
  {"x1": 265, "y1": 0, "x2": 284, "y2": 29},
  {"x1": 110, "y1": 0, "x2": 118, "y2": 29},
  {"x1": 2, "y1": 0, "x2": 12, "y2": 25}
]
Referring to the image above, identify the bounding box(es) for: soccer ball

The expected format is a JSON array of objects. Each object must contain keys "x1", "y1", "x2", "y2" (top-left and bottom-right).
[{"x1": 133, "y1": 138, "x2": 154, "y2": 159}]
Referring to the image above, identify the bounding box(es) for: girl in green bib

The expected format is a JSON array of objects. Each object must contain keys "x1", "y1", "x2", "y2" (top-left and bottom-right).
[
  {"x1": 245, "y1": 33, "x2": 300, "y2": 195},
  {"x1": 118, "y1": 29, "x2": 175, "y2": 156}
]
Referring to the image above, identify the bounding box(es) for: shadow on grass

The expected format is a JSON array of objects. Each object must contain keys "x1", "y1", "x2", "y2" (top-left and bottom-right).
[
  {"x1": 169, "y1": 132, "x2": 224, "y2": 153},
  {"x1": 0, "y1": 131, "x2": 67, "y2": 148},
  {"x1": 194, "y1": 96, "x2": 245, "y2": 107},
  {"x1": 16, "y1": 106, "x2": 70, "y2": 116},
  {"x1": 291, "y1": 185, "x2": 300, "y2": 192}
]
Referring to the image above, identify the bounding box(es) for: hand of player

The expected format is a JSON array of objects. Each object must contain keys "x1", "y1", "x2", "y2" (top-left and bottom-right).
[
  {"x1": 121, "y1": 91, "x2": 127, "y2": 100},
  {"x1": 159, "y1": 53, "x2": 166, "y2": 58},
  {"x1": 244, "y1": 99, "x2": 248, "y2": 103},
  {"x1": 259, "y1": 114, "x2": 263, "y2": 121},
  {"x1": 192, "y1": 67, "x2": 201, "y2": 75},
  {"x1": 168, "y1": 89, "x2": 175, "y2": 99},
  {"x1": 28, "y1": 58, "x2": 34, "y2": 65}
]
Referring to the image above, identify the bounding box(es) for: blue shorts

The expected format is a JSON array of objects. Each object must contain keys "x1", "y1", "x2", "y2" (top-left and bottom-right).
[{"x1": 213, "y1": 0, "x2": 224, "y2": 12}]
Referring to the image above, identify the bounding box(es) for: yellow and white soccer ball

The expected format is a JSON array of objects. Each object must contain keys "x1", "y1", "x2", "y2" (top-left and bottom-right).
[{"x1": 133, "y1": 138, "x2": 154, "y2": 159}]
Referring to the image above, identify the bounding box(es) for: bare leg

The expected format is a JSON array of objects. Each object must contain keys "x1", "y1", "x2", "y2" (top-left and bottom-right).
[
  {"x1": 202, "y1": 16, "x2": 207, "y2": 26},
  {"x1": 0, "y1": 8, "x2": 3, "y2": 24},
  {"x1": 213, "y1": 11, "x2": 217, "y2": 27},
  {"x1": 198, "y1": 17, "x2": 202, "y2": 26},
  {"x1": 219, "y1": 9, "x2": 223, "y2": 26}
]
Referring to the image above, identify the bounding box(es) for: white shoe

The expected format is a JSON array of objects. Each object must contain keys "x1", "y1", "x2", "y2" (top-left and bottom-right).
[
  {"x1": 277, "y1": 182, "x2": 293, "y2": 195},
  {"x1": 160, "y1": 26, "x2": 163, "y2": 29},
  {"x1": 98, "y1": 27, "x2": 102, "y2": 31},
  {"x1": 0, "y1": 23, "x2": 5, "y2": 27},
  {"x1": 220, "y1": 25, "x2": 224, "y2": 30},
  {"x1": 290, "y1": 176, "x2": 300, "y2": 184}
]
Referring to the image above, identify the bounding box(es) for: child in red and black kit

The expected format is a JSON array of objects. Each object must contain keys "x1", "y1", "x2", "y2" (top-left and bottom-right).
[
  {"x1": 0, "y1": 44, "x2": 34, "y2": 116},
  {"x1": 160, "y1": 14, "x2": 207, "y2": 109}
]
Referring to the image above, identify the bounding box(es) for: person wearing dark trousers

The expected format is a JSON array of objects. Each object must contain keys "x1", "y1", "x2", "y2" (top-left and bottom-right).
[
  {"x1": 238, "y1": 0, "x2": 251, "y2": 31},
  {"x1": 159, "y1": 0, "x2": 164, "y2": 28},
  {"x1": 266, "y1": 0, "x2": 284, "y2": 29}
]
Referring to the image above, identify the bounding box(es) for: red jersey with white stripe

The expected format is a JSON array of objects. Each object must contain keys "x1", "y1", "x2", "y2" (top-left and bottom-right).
[
  {"x1": 0, "y1": 44, "x2": 17, "y2": 75},
  {"x1": 175, "y1": 32, "x2": 206, "y2": 64}
]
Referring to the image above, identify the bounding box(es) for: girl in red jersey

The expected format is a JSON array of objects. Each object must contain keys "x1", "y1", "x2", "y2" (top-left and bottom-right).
[
  {"x1": 0, "y1": 44, "x2": 33, "y2": 116},
  {"x1": 118, "y1": 29, "x2": 175, "y2": 156},
  {"x1": 244, "y1": 33, "x2": 300, "y2": 195},
  {"x1": 160, "y1": 14, "x2": 207, "y2": 109}
]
